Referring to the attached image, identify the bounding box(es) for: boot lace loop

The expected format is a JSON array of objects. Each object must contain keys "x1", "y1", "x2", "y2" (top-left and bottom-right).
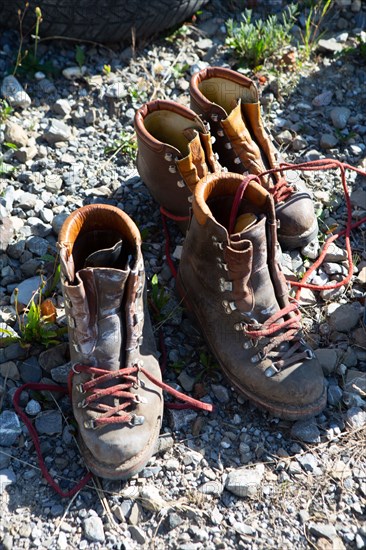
[
  {"x1": 69, "y1": 362, "x2": 213, "y2": 429},
  {"x1": 271, "y1": 177, "x2": 295, "y2": 203},
  {"x1": 240, "y1": 301, "x2": 311, "y2": 374}
]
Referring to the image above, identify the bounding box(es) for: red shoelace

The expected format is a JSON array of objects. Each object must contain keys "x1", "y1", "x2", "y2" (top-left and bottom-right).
[
  {"x1": 161, "y1": 158, "x2": 366, "y2": 370},
  {"x1": 13, "y1": 357, "x2": 212, "y2": 497},
  {"x1": 271, "y1": 176, "x2": 294, "y2": 203},
  {"x1": 162, "y1": 158, "x2": 366, "y2": 301}
]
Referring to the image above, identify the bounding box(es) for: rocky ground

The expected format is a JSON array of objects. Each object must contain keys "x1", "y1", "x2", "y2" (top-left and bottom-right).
[{"x1": 0, "y1": 0, "x2": 366, "y2": 549}]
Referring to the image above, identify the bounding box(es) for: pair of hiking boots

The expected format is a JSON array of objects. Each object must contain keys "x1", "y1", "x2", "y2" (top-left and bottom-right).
[{"x1": 58, "y1": 67, "x2": 326, "y2": 480}]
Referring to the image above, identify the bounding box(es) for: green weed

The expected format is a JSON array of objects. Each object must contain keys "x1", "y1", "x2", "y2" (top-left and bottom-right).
[
  {"x1": 172, "y1": 63, "x2": 190, "y2": 79},
  {"x1": 299, "y1": 0, "x2": 333, "y2": 60},
  {"x1": 0, "y1": 276, "x2": 65, "y2": 349},
  {"x1": 334, "y1": 128, "x2": 357, "y2": 143},
  {"x1": 341, "y1": 32, "x2": 366, "y2": 61},
  {"x1": 149, "y1": 274, "x2": 170, "y2": 322},
  {"x1": 0, "y1": 100, "x2": 13, "y2": 124},
  {"x1": 195, "y1": 351, "x2": 220, "y2": 382},
  {"x1": 226, "y1": 5, "x2": 298, "y2": 68},
  {"x1": 166, "y1": 24, "x2": 191, "y2": 43},
  {"x1": 103, "y1": 64, "x2": 111, "y2": 76},
  {"x1": 104, "y1": 130, "x2": 137, "y2": 160},
  {"x1": 128, "y1": 85, "x2": 148, "y2": 107},
  {"x1": 33, "y1": 6, "x2": 42, "y2": 59},
  {"x1": 170, "y1": 360, "x2": 185, "y2": 374},
  {"x1": 13, "y1": 4, "x2": 57, "y2": 77},
  {"x1": 3, "y1": 142, "x2": 18, "y2": 151}
]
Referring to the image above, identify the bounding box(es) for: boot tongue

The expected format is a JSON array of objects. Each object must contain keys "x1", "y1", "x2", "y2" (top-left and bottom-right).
[
  {"x1": 221, "y1": 99, "x2": 267, "y2": 178},
  {"x1": 176, "y1": 129, "x2": 215, "y2": 191},
  {"x1": 84, "y1": 240, "x2": 131, "y2": 270}
]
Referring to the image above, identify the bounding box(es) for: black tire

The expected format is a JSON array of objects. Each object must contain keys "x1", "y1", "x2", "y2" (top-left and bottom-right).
[{"x1": 0, "y1": 0, "x2": 208, "y2": 44}]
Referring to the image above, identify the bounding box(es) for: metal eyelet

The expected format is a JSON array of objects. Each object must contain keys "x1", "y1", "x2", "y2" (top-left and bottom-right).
[
  {"x1": 164, "y1": 152, "x2": 173, "y2": 162},
  {"x1": 177, "y1": 179, "x2": 185, "y2": 188},
  {"x1": 133, "y1": 395, "x2": 147, "y2": 404},
  {"x1": 222, "y1": 300, "x2": 236, "y2": 314},
  {"x1": 265, "y1": 365, "x2": 279, "y2": 378},
  {"x1": 224, "y1": 143, "x2": 232, "y2": 150},
  {"x1": 234, "y1": 322, "x2": 243, "y2": 331},
  {"x1": 75, "y1": 383, "x2": 84, "y2": 393},
  {"x1": 217, "y1": 129, "x2": 224, "y2": 137},
  {"x1": 68, "y1": 316, "x2": 76, "y2": 328},
  {"x1": 129, "y1": 414, "x2": 145, "y2": 426},
  {"x1": 211, "y1": 113, "x2": 219, "y2": 122},
  {"x1": 188, "y1": 195, "x2": 193, "y2": 203},
  {"x1": 211, "y1": 136, "x2": 216, "y2": 144},
  {"x1": 305, "y1": 348, "x2": 315, "y2": 360},
  {"x1": 217, "y1": 258, "x2": 228, "y2": 271},
  {"x1": 84, "y1": 419, "x2": 95, "y2": 429},
  {"x1": 168, "y1": 165, "x2": 177, "y2": 173},
  {"x1": 251, "y1": 351, "x2": 266, "y2": 363},
  {"x1": 242, "y1": 340, "x2": 253, "y2": 350},
  {"x1": 72, "y1": 342, "x2": 80, "y2": 353},
  {"x1": 137, "y1": 335, "x2": 144, "y2": 346},
  {"x1": 234, "y1": 157, "x2": 241, "y2": 164},
  {"x1": 219, "y1": 278, "x2": 232, "y2": 292},
  {"x1": 78, "y1": 399, "x2": 87, "y2": 408},
  {"x1": 213, "y1": 240, "x2": 223, "y2": 250}
]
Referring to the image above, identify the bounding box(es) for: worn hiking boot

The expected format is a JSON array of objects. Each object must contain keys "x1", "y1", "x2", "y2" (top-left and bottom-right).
[
  {"x1": 134, "y1": 99, "x2": 219, "y2": 232},
  {"x1": 58, "y1": 204, "x2": 163, "y2": 479},
  {"x1": 190, "y1": 67, "x2": 318, "y2": 250},
  {"x1": 177, "y1": 172, "x2": 326, "y2": 420}
]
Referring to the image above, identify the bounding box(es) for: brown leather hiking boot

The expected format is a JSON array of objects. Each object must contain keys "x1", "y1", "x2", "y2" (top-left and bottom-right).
[
  {"x1": 190, "y1": 67, "x2": 318, "y2": 250},
  {"x1": 134, "y1": 99, "x2": 219, "y2": 232},
  {"x1": 177, "y1": 172, "x2": 326, "y2": 420},
  {"x1": 58, "y1": 204, "x2": 163, "y2": 479}
]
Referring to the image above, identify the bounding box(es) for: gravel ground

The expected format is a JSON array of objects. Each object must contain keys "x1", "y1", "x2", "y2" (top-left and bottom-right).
[{"x1": 0, "y1": 1, "x2": 366, "y2": 549}]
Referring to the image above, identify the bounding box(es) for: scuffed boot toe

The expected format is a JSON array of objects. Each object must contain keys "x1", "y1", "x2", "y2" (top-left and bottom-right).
[{"x1": 275, "y1": 193, "x2": 319, "y2": 249}]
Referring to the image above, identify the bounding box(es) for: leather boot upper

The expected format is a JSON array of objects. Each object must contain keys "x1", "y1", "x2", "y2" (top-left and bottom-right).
[
  {"x1": 190, "y1": 67, "x2": 318, "y2": 249},
  {"x1": 177, "y1": 172, "x2": 326, "y2": 420},
  {"x1": 134, "y1": 99, "x2": 219, "y2": 231},
  {"x1": 58, "y1": 204, "x2": 163, "y2": 479}
]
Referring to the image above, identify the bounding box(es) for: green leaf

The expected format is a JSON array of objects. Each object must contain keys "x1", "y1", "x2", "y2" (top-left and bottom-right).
[
  {"x1": 0, "y1": 327, "x2": 16, "y2": 336},
  {"x1": 3, "y1": 142, "x2": 18, "y2": 150},
  {"x1": 75, "y1": 46, "x2": 85, "y2": 68}
]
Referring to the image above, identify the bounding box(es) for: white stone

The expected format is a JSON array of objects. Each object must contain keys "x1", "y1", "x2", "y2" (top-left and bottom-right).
[
  {"x1": 5, "y1": 121, "x2": 28, "y2": 148},
  {"x1": 0, "y1": 468, "x2": 17, "y2": 494},
  {"x1": 105, "y1": 82, "x2": 128, "y2": 99},
  {"x1": 62, "y1": 66, "x2": 86, "y2": 80},
  {"x1": 34, "y1": 71, "x2": 46, "y2": 80},
  {"x1": 43, "y1": 119, "x2": 72, "y2": 144},
  {"x1": 225, "y1": 463, "x2": 265, "y2": 498},
  {"x1": 1, "y1": 75, "x2": 31, "y2": 108}
]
